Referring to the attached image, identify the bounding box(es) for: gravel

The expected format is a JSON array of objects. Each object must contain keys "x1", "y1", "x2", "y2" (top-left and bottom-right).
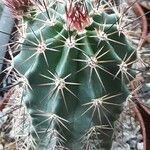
[{"x1": 111, "y1": 101, "x2": 144, "y2": 150}]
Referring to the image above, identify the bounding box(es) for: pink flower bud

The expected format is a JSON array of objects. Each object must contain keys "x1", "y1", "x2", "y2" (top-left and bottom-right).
[{"x1": 65, "y1": 0, "x2": 91, "y2": 31}]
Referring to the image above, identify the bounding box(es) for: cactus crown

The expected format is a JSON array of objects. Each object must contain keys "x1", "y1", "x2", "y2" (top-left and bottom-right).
[{"x1": 65, "y1": 0, "x2": 91, "y2": 31}]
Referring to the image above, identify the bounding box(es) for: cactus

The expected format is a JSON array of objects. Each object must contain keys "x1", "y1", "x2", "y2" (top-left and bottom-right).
[{"x1": 1, "y1": 0, "x2": 139, "y2": 149}]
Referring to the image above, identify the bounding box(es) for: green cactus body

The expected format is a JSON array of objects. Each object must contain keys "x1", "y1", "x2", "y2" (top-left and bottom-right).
[{"x1": 12, "y1": 0, "x2": 137, "y2": 149}]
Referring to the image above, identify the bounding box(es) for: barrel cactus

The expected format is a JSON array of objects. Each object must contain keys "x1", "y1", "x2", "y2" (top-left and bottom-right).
[{"x1": 2, "y1": 0, "x2": 138, "y2": 149}]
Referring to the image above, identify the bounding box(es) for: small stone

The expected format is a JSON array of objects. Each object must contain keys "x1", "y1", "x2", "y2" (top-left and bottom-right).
[
  {"x1": 6, "y1": 142, "x2": 16, "y2": 150},
  {"x1": 0, "y1": 144, "x2": 3, "y2": 150},
  {"x1": 126, "y1": 137, "x2": 138, "y2": 149},
  {"x1": 137, "y1": 142, "x2": 143, "y2": 150},
  {"x1": 135, "y1": 125, "x2": 141, "y2": 133},
  {"x1": 111, "y1": 141, "x2": 130, "y2": 150},
  {"x1": 137, "y1": 134, "x2": 143, "y2": 141}
]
